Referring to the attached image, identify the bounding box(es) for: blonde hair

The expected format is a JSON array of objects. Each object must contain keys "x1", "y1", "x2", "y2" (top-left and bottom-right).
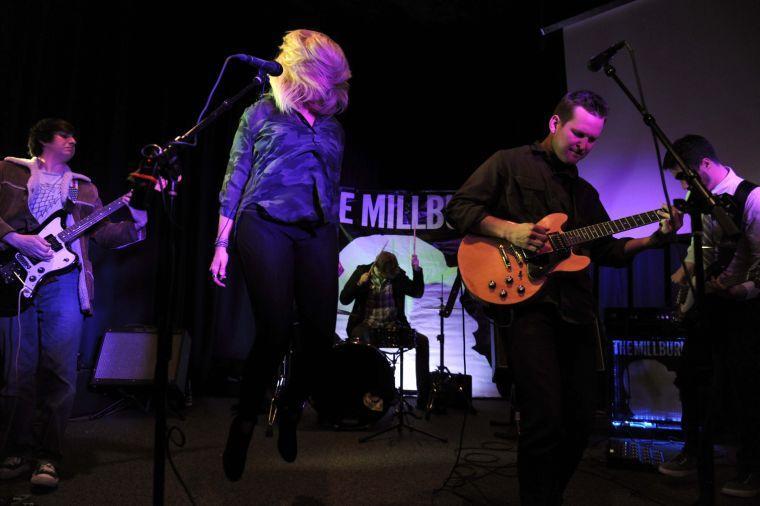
[{"x1": 269, "y1": 30, "x2": 351, "y2": 116}]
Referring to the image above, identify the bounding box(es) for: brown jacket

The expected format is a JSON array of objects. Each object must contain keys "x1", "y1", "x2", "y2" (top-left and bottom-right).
[{"x1": 0, "y1": 158, "x2": 145, "y2": 314}]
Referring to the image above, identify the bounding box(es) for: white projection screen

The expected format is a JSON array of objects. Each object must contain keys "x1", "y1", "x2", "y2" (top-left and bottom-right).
[{"x1": 563, "y1": 0, "x2": 760, "y2": 237}]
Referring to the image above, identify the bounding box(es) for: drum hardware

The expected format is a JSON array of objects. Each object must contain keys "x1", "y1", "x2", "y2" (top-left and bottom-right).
[
  {"x1": 265, "y1": 350, "x2": 291, "y2": 437},
  {"x1": 310, "y1": 340, "x2": 395, "y2": 429},
  {"x1": 368, "y1": 326, "x2": 416, "y2": 349},
  {"x1": 426, "y1": 269, "x2": 476, "y2": 419},
  {"x1": 359, "y1": 337, "x2": 447, "y2": 444}
]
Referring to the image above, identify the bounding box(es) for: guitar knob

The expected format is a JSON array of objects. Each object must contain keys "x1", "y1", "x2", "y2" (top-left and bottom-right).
[
  {"x1": 517, "y1": 285, "x2": 526, "y2": 295},
  {"x1": 63, "y1": 257, "x2": 70, "y2": 263},
  {"x1": 499, "y1": 290, "x2": 507, "y2": 299},
  {"x1": 505, "y1": 276, "x2": 513, "y2": 285},
  {"x1": 29, "y1": 276, "x2": 37, "y2": 282},
  {"x1": 37, "y1": 267, "x2": 45, "y2": 273},
  {"x1": 518, "y1": 271, "x2": 523, "y2": 279},
  {"x1": 488, "y1": 280, "x2": 496, "y2": 289}
]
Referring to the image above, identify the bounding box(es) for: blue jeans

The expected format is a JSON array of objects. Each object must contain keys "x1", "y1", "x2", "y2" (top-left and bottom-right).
[{"x1": 0, "y1": 268, "x2": 84, "y2": 462}]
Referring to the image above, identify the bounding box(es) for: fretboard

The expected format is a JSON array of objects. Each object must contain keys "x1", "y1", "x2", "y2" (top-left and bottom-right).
[
  {"x1": 58, "y1": 195, "x2": 128, "y2": 243},
  {"x1": 561, "y1": 209, "x2": 662, "y2": 247}
]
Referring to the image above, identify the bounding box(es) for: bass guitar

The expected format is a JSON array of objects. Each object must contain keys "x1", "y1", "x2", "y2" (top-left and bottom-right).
[
  {"x1": 0, "y1": 194, "x2": 133, "y2": 316},
  {"x1": 675, "y1": 254, "x2": 760, "y2": 321},
  {"x1": 458, "y1": 209, "x2": 667, "y2": 305}
]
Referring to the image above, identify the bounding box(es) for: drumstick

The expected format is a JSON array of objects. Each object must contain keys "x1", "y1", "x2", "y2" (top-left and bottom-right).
[
  {"x1": 413, "y1": 224, "x2": 417, "y2": 257},
  {"x1": 368, "y1": 240, "x2": 390, "y2": 273}
]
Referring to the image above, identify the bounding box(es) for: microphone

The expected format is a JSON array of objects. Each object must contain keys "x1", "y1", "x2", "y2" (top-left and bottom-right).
[
  {"x1": 587, "y1": 41, "x2": 627, "y2": 72},
  {"x1": 231, "y1": 54, "x2": 283, "y2": 76}
]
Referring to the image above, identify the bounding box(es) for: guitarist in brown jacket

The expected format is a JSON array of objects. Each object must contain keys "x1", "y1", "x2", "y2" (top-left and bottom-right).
[
  {"x1": 0, "y1": 119, "x2": 147, "y2": 489},
  {"x1": 445, "y1": 91, "x2": 682, "y2": 505}
]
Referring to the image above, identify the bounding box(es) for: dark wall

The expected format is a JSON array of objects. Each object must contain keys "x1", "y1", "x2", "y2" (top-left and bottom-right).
[{"x1": 0, "y1": 0, "x2": 569, "y2": 386}]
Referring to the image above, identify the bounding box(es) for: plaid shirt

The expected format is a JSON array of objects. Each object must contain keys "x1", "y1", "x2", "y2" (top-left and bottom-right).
[{"x1": 364, "y1": 281, "x2": 397, "y2": 328}]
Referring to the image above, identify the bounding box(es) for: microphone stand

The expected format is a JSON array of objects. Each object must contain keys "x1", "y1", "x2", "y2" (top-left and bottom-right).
[
  {"x1": 599, "y1": 61, "x2": 738, "y2": 506},
  {"x1": 142, "y1": 70, "x2": 270, "y2": 506},
  {"x1": 426, "y1": 269, "x2": 468, "y2": 418}
]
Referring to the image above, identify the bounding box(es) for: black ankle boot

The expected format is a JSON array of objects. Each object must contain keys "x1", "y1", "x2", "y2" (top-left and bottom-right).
[
  {"x1": 277, "y1": 406, "x2": 301, "y2": 463},
  {"x1": 223, "y1": 416, "x2": 255, "y2": 481}
]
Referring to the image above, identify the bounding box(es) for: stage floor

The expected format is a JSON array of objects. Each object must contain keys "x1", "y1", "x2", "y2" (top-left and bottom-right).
[{"x1": 2, "y1": 397, "x2": 755, "y2": 505}]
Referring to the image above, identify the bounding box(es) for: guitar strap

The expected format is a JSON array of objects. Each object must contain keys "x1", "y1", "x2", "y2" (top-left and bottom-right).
[
  {"x1": 68, "y1": 179, "x2": 79, "y2": 203},
  {"x1": 733, "y1": 179, "x2": 758, "y2": 231}
]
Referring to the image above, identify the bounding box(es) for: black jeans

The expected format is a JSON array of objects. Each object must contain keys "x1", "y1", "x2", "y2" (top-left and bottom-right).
[
  {"x1": 349, "y1": 323, "x2": 431, "y2": 404},
  {"x1": 234, "y1": 210, "x2": 338, "y2": 420},
  {"x1": 502, "y1": 304, "x2": 597, "y2": 506},
  {"x1": 677, "y1": 297, "x2": 760, "y2": 474}
]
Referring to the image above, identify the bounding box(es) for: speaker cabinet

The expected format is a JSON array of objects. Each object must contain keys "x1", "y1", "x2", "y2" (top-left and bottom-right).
[
  {"x1": 605, "y1": 308, "x2": 685, "y2": 437},
  {"x1": 92, "y1": 328, "x2": 191, "y2": 394}
]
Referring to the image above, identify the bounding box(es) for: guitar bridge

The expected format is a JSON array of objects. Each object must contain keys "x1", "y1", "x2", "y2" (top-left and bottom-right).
[{"x1": 509, "y1": 245, "x2": 525, "y2": 265}]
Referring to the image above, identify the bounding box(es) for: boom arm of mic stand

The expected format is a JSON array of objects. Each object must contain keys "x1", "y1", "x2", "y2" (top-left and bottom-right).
[
  {"x1": 172, "y1": 72, "x2": 269, "y2": 148},
  {"x1": 440, "y1": 269, "x2": 462, "y2": 318},
  {"x1": 600, "y1": 63, "x2": 740, "y2": 240}
]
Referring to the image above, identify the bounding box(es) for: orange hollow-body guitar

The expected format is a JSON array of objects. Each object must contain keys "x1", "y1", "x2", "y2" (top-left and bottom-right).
[{"x1": 458, "y1": 209, "x2": 664, "y2": 305}]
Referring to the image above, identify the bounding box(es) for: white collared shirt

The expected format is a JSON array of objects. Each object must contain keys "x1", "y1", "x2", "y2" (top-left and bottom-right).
[{"x1": 685, "y1": 167, "x2": 760, "y2": 299}]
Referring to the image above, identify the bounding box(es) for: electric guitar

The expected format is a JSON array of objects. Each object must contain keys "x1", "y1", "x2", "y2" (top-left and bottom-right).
[
  {"x1": 675, "y1": 255, "x2": 760, "y2": 321},
  {"x1": 0, "y1": 194, "x2": 133, "y2": 316},
  {"x1": 457, "y1": 209, "x2": 667, "y2": 305}
]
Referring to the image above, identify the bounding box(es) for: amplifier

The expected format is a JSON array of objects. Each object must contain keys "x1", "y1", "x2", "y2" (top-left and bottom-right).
[
  {"x1": 607, "y1": 438, "x2": 683, "y2": 471},
  {"x1": 92, "y1": 328, "x2": 191, "y2": 395},
  {"x1": 430, "y1": 371, "x2": 473, "y2": 410},
  {"x1": 605, "y1": 308, "x2": 686, "y2": 437}
]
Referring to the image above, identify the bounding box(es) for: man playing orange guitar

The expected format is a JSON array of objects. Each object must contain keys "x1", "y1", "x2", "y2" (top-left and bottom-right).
[{"x1": 445, "y1": 90, "x2": 681, "y2": 505}]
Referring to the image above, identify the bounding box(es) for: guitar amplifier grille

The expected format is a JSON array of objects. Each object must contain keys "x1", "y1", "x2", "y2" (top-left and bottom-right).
[
  {"x1": 92, "y1": 329, "x2": 191, "y2": 394},
  {"x1": 605, "y1": 308, "x2": 685, "y2": 436}
]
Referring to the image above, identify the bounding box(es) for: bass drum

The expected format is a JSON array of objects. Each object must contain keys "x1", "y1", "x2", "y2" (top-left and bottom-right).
[{"x1": 310, "y1": 341, "x2": 395, "y2": 429}]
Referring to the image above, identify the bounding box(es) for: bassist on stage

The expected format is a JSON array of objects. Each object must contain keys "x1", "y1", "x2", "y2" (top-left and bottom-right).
[
  {"x1": 445, "y1": 90, "x2": 681, "y2": 505},
  {"x1": 0, "y1": 118, "x2": 147, "y2": 489},
  {"x1": 659, "y1": 135, "x2": 760, "y2": 498}
]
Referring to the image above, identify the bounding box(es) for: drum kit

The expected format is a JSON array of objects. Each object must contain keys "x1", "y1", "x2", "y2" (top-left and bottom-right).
[{"x1": 265, "y1": 315, "x2": 446, "y2": 443}]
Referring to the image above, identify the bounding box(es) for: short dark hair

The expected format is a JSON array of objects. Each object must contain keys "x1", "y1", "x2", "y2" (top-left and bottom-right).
[
  {"x1": 27, "y1": 118, "x2": 77, "y2": 157},
  {"x1": 553, "y1": 90, "x2": 608, "y2": 122},
  {"x1": 662, "y1": 134, "x2": 720, "y2": 171}
]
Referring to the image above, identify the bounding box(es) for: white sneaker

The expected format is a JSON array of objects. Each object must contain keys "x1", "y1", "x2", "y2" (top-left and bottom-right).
[
  {"x1": 30, "y1": 461, "x2": 59, "y2": 488},
  {"x1": 657, "y1": 451, "x2": 697, "y2": 478},
  {"x1": 721, "y1": 473, "x2": 760, "y2": 498}
]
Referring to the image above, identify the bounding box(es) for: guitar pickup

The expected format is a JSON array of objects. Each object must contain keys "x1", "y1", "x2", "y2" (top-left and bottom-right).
[
  {"x1": 549, "y1": 233, "x2": 569, "y2": 251},
  {"x1": 45, "y1": 235, "x2": 63, "y2": 252},
  {"x1": 498, "y1": 244, "x2": 511, "y2": 270}
]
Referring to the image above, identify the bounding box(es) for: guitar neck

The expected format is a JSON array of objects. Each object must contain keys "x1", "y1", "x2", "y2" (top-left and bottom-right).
[
  {"x1": 58, "y1": 196, "x2": 128, "y2": 243},
  {"x1": 561, "y1": 209, "x2": 662, "y2": 247}
]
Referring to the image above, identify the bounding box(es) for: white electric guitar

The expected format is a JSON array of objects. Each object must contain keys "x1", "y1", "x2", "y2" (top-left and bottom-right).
[
  {"x1": 675, "y1": 256, "x2": 760, "y2": 321},
  {"x1": 0, "y1": 195, "x2": 132, "y2": 315}
]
